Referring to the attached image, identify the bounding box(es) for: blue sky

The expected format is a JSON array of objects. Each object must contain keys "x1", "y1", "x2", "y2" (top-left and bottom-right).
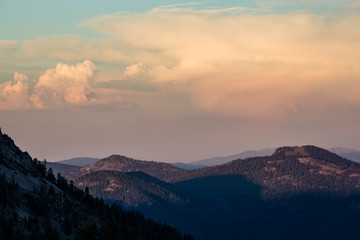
[
  {"x1": 1, "y1": 0, "x2": 353, "y2": 40},
  {"x1": 1, "y1": 0, "x2": 360, "y2": 162}
]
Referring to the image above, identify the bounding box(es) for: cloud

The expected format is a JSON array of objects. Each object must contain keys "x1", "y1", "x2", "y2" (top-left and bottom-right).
[
  {"x1": 0, "y1": 40, "x2": 18, "y2": 50},
  {"x1": 22, "y1": 35, "x2": 130, "y2": 64},
  {"x1": 0, "y1": 61, "x2": 126, "y2": 110},
  {"x1": 21, "y1": 34, "x2": 174, "y2": 67},
  {"x1": 3, "y1": 6, "x2": 360, "y2": 117},
  {"x1": 0, "y1": 40, "x2": 22, "y2": 69},
  {"x1": 82, "y1": 7, "x2": 360, "y2": 117},
  {"x1": 84, "y1": 9, "x2": 360, "y2": 72},
  {"x1": 35, "y1": 60, "x2": 95, "y2": 105},
  {"x1": 13, "y1": 72, "x2": 28, "y2": 82},
  {"x1": 124, "y1": 62, "x2": 148, "y2": 76},
  {"x1": 0, "y1": 72, "x2": 32, "y2": 110}
]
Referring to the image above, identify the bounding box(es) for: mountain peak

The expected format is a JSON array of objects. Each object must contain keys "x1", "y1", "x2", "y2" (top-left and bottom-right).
[
  {"x1": 272, "y1": 145, "x2": 336, "y2": 159},
  {"x1": 79, "y1": 154, "x2": 185, "y2": 182},
  {"x1": 273, "y1": 146, "x2": 310, "y2": 158}
]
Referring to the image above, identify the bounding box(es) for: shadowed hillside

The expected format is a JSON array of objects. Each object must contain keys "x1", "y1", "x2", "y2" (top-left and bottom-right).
[
  {"x1": 51, "y1": 145, "x2": 360, "y2": 239},
  {"x1": 0, "y1": 129, "x2": 193, "y2": 240},
  {"x1": 165, "y1": 145, "x2": 360, "y2": 198},
  {"x1": 74, "y1": 170, "x2": 189, "y2": 207}
]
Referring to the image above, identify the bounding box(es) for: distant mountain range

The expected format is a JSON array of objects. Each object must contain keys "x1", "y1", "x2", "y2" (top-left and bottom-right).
[
  {"x1": 53, "y1": 147, "x2": 360, "y2": 170},
  {"x1": 188, "y1": 148, "x2": 276, "y2": 166},
  {"x1": 170, "y1": 148, "x2": 276, "y2": 169},
  {"x1": 51, "y1": 148, "x2": 277, "y2": 170},
  {"x1": 48, "y1": 145, "x2": 360, "y2": 240},
  {"x1": 56, "y1": 157, "x2": 100, "y2": 166},
  {"x1": 329, "y1": 147, "x2": 360, "y2": 163},
  {"x1": 171, "y1": 147, "x2": 360, "y2": 169}
]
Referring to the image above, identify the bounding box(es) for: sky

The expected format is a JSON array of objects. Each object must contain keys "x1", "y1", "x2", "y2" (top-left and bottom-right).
[{"x1": 1, "y1": 0, "x2": 360, "y2": 162}]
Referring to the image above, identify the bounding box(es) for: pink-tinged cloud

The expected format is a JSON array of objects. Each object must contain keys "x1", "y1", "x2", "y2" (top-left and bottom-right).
[
  {"x1": 0, "y1": 61, "x2": 125, "y2": 110},
  {"x1": 0, "y1": 72, "x2": 32, "y2": 110},
  {"x1": 0, "y1": 40, "x2": 18, "y2": 50},
  {"x1": 2, "y1": 7, "x2": 360, "y2": 118},
  {"x1": 92, "y1": 8, "x2": 358, "y2": 117},
  {"x1": 35, "y1": 60, "x2": 95, "y2": 105}
]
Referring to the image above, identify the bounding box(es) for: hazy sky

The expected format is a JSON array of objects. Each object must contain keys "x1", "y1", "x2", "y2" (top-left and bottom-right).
[{"x1": 1, "y1": 0, "x2": 360, "y2": 162}]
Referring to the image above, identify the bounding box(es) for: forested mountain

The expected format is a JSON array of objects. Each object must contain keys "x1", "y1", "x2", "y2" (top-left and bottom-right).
[
  {"x1": 53, "y1": 145, "x2": 360, "y2": 198},
  {"x1": 171, "y1": 146, "x2": 360, "y2": 239},
  {"x1": 169, "y1": 145, "x2": 360, "y2": 198},
  {"x1": 47, "y1": 155, "x2": 186, "y2": 181},
  {"x1": 74, "y1": 170, "x2": 189, "y2": 207},
  {"x1": 58, "y1": 145, "x2": 360, "y2": 240},
  {"x1": 79, "y1": 155, "x2": 186, "y2": 182},
  {"x1": 170, "y1": 162, "x2": 206, "y2": 170},
  {"x1": 0, "y1": 129, "x2": 193, "y2": 240},
  {"x1": 69, "y1": 145, "x2": 360, "y2": 202}
]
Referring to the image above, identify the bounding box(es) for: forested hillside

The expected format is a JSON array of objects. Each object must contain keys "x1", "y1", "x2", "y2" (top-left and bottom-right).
[
  {"x1": 71, "y1": 145, "x2": 360, "y2": 239},
  {"x1": 74, "y1": 170, "x2": 188, "y2": 206},
  {"x1": 0, "y1": 129, "x2": 193, "y2": 240}
]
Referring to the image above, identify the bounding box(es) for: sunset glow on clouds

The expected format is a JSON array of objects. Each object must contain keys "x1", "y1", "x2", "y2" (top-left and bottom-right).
[
  {"x1": 83, "y1": 7, "x2": 360, "y2": 118},
  {"x1": 0, "y1": 60, "x2": 126, "y2": 110},
  {"x1": 2, "y1": 7, "x2": 360, "y2": 116},
  {"x1": 0, "y1": 61, "x2": 95, "y2": 110},
  {"x1": 1, "y1": 1, "x2": 360, "y2": 161}
]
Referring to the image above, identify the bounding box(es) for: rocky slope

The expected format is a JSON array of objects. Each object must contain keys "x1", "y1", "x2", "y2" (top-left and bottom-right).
[{"x1": 0, "y1": 129, "x2": 193, "y2": 240}]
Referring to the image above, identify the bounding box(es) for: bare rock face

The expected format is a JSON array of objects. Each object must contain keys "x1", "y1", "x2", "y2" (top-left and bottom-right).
[{"x1": 0, "y1": 129, "x2": 34, "y2": 174}]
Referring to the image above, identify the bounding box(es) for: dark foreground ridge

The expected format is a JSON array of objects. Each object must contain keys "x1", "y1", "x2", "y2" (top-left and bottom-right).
[{"x1": 0, "y1": 128, "x2": 193, "y2": 240}]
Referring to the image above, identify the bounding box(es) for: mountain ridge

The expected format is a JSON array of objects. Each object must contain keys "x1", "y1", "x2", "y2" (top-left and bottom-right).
[
  {"x1": 56, "y1": 157, "x2": 100, "y2": 166},
  {"x1": 42, "y1": 143, "x2": 360, "y2": 239},
  {"x1": 79, "y1": 154, "x2": 186, "y2": 182},
  {"x1": 189, "y1": 148, "x2": 276, "y2": 166},
  {"x1": 0, "y1": 129, "x2": 194, "y2": 240}
]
